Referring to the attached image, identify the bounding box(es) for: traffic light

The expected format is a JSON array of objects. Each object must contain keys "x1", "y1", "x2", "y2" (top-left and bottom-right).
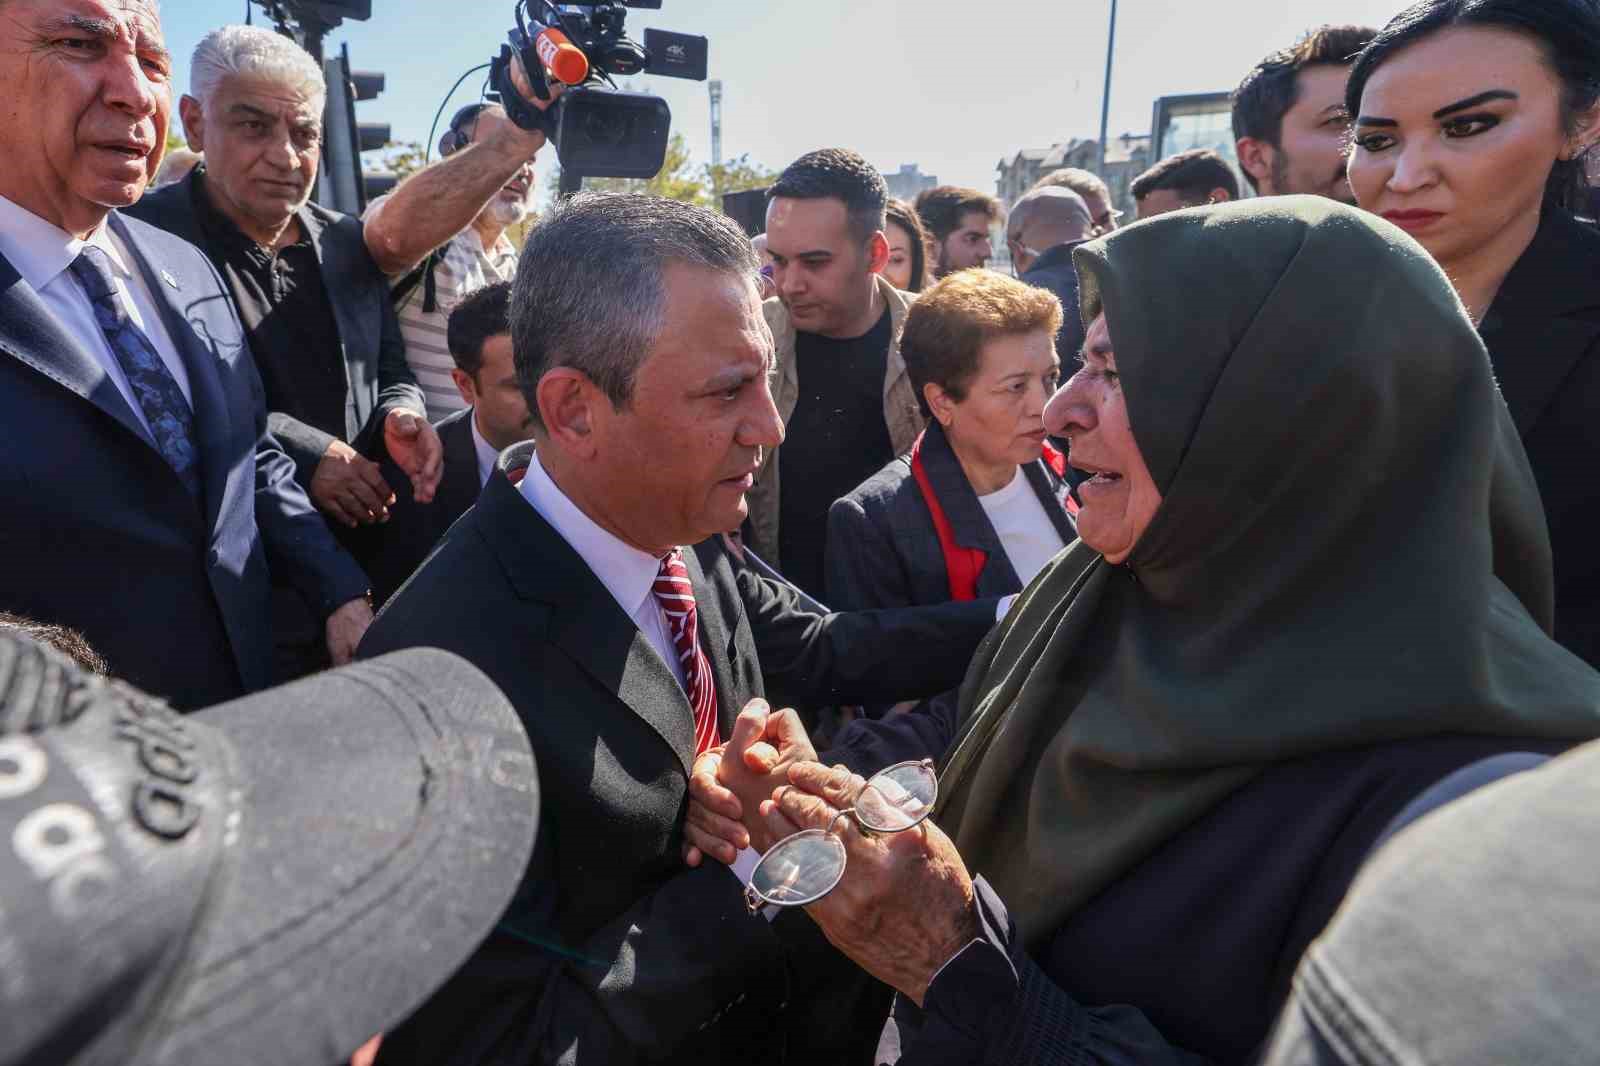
[{"x1": 318, "y1": 45, "x2": 393, "y2": 214}]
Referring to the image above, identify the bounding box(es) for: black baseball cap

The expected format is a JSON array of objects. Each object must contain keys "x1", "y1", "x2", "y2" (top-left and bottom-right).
[{"x1": 0, "y1": 633, "x2": 538, "y2": 1066}]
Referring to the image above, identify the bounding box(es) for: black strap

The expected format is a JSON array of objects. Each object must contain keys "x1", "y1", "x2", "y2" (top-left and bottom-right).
[{"x1": 391, "y1": 249, "x2": 443, "y2": 312}]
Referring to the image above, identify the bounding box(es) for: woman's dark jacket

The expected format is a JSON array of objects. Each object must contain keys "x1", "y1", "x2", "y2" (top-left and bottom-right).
[
  {"x1": 1479, "y1": 210, "x2": 1600, "y2": 667},
  {"x1": 823, "y1": 421, "x2": 1076, "y2": 612},
  {"x1": 827, "y1": 711, "x2": 1570, "y2": 1064}
]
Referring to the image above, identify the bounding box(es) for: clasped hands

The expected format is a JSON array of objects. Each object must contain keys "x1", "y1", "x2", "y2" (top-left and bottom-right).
[
  {"x1": 685, "y1": 700, "x2": 980, "y2": 1006},
  {"x1": 310, "y1": 410, "x2": 444, "y2": 528}
]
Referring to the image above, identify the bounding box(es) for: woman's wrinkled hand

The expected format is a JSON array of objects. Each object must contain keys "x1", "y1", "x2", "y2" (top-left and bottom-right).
[{"x1": 764, "y1": 761, "x2": 980, "y2": 1006}]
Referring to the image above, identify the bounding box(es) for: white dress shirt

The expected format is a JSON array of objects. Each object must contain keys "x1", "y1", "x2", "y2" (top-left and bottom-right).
[
  {"x1": 0, "y1": 194, "x2": 191, "y2": 435},
  {"x1": 517, "y1": 450, "x2": 686, "y2": 688},
  {"x1": 470, "y1": 412, "x2": 500, "y2": 489},
  {"x1": 978, "y1": 468, "x2": 1068, "y2": 589}
]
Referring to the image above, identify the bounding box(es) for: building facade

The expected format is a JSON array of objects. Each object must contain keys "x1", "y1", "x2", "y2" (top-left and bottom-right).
[
  {"x1": 882, "y1": 163, "x2": 938, "y2": 202},
  {"x1": 995, "y1": 135, "x2": 1152, "y2": 216}
]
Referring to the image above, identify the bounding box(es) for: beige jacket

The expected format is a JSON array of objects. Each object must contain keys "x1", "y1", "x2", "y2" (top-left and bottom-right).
[{"x1": 746, "y1": 275, "x2": 925, "y2": 568}]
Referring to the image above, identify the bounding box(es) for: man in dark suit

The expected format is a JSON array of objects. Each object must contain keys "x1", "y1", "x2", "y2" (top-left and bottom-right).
[
  {"x1": 362, "y1": 282, "x2": 530, "y2": 607},
  {"x1": 125, "y1": 24, "x2": 442, "y2": 677},
  {"x1": 361, "y1": 194, "x2": 1003, "y2": 1064},
  {"x1": 0, "y1": 0, "x2": 371, "y2": 709}
]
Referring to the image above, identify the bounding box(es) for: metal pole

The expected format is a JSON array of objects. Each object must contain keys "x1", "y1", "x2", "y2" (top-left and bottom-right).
[
  {"x1": 1097, "y1": 0, "x2": 1118, "y2": 175},
  {"x1": 558, "y1": 169, "x2": 584, "y2": 198}
]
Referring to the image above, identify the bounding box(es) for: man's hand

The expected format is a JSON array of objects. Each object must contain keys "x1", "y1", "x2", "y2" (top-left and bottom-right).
[
  {"x1": 326, "y1": 596, "x2": 374, "y2": 666},
  {"x1": 384, "y1": 409, "x2": 444, "y2": 504},
  {"x1": 765, "y1": 761, "x2": 979, "y2": 1007},
  {"x1": 683, "y1": 744, "x2": 746, "y2": 867},
  {"x1": 718, "y1": 699, "x2": 820, "y2": 853},
  {"x1": 310, "y1": 439, "x2": 395, "y2": 527}
]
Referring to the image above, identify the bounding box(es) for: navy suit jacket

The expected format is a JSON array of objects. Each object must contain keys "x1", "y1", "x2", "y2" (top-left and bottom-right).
[{"x1": 0, "y1": 210, "x2": 367, "y2": 709}]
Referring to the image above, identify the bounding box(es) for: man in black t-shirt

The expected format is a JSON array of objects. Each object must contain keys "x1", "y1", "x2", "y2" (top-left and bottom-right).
[{"x1": 748, "y1": 149, "x2": 925, "y2": 597}]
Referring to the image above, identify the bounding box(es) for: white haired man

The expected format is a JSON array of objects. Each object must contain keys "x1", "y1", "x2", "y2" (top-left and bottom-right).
[{"x1": 128, "y1": 25, "x2": 443, "y2": 679}]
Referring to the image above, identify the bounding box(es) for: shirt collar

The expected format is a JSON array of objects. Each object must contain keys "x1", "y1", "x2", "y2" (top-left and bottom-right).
[
  {"x1": 469, "y1": 411, "x2": 500, "y2": 489},
  {"x1": 0, "y1": 194, "x2": 133, "y2": 292},
  {"x1": 517, "y1": 450, "x2": 665, "y2": 618}
]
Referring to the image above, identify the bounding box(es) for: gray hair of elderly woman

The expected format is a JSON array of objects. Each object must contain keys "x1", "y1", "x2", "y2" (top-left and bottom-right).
[
  {"x1": 191, "y1": 24, "x2": 326, "y2": 108},
  {"x1": 509, "y1": 193, "x2": 759, "y2": 431}
]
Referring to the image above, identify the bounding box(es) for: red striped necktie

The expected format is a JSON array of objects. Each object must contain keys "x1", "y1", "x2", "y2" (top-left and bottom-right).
[{"x1": 651, "y1": 549, "x2": 722, "y2": 756}]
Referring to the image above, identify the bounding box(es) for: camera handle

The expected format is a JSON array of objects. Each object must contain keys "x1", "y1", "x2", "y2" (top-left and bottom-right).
[{"x1": 490, "y1": 32, "x2": 558, "y2": 137}]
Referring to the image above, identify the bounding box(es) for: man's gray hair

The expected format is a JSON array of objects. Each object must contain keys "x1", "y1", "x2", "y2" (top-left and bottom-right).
[
  {"x1": 510, "y1": 194, "x2": 759, "y2": 429},
  {"x1": 191, "y1": 25, "x2": 326, "y2": 109}
]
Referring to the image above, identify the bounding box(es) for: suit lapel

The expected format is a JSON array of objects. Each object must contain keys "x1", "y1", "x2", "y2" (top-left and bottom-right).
[
  {"x1": 922, "y1": 423, "x2": 1016, "y2": 595},
  {"x1": 1480, "y1": 211, "x2": 1600, "y2": 438},
  {"x1": 111, "y1": 213, "x2": 232, "y2": 530},
  {"x1": 439, "y1": 411, "x2": 484, "y2": 516},
  {"x1": 299, "y1": 208, "x2": 357, "y2": 407},
  {"x1": 0, "y1": 250, "x2": 157, "y2": 452},
  {"x1": 475, "y1": 475, "x2": 697, "y2": 776}
]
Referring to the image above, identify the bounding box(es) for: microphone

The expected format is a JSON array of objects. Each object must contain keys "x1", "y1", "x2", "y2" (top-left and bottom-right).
[{"x1": 533, "y1": 24, "x2": 590, "y2": 86}]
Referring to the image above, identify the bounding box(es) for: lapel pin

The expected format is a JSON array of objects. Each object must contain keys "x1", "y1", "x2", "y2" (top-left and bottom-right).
[{"x1": 160, "y1": 270, "x2": 180, "y2": 290}]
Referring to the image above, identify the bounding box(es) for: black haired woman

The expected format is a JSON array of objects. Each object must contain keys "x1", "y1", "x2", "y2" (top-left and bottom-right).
[{"x1": 1346, "y1": 0, "x2": 1600, "y2": 667}]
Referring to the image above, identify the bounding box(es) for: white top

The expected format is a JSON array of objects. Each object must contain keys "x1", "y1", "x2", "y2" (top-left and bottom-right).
[
  {"x1": 365, "y1": 193, "x2": 519, "y2": 421},
  {"x1": 517, "y1": 450, "x2": 686, "y2": 688},
  {"x1": 0, "y1": 195, "x2": 191, "y2": 435},
  {"x1": 470, "y1": 411, "x2": 500, "y2": 489},
  {"x1": 978, "y1": 469, "x2": 1067, "y2": 589}
]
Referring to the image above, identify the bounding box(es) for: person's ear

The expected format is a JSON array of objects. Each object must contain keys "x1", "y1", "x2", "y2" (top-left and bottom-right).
[
  {"x1": 1236, "y1": 137, "x2": 1274, "y2": 191},
  {"x1": 1209, "y1": 187, "x2": 1233, "y2": 205},
  {"x1": 178, "y1": 95, "x2": 206, "y2": 152},
  {"x1": 536, "y1": 367, "x2": 601, "y2": 459},
  {"x1": 925, "y1": 382, "x2": 957, "y2": 427},
  {"x1": 865, "y1": 230, "x2": 890, "y2": 275},
  {"x1": 450, "y1": 367, "x2": 479, "y2": 409}
]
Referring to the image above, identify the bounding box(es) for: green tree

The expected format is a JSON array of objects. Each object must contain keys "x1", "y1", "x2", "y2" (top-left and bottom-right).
[
  {"x1": 378, "y1": 140, "x2": 429, "y2": 181},
  {"x1": 578, "y1": 132, "x2": 707, "y2": 203},
  {"x1": 544, "y1": 138, "x2": 776, "y2": 212},
  {"x1": 703, "y1": 154, "x2": 778, "y2": 202},
  {"x1": 165, "y1": 129, "x2": 189, "y2": 153}
]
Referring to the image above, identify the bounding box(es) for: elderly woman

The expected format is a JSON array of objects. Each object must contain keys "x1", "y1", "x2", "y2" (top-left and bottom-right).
[
  {"x1": 694, "y1": 198, "x2": 1600, "y2": 1064},
  {"x1": 825, "y1": 270, "x2": 1075, "y2": 615},
  {"x1": 1344, "y1": 0, "x2": 1600, "y2": 666}
]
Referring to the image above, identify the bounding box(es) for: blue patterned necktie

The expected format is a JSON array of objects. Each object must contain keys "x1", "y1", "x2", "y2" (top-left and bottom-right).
[{"x1": 68, "y1": 246, "x2": 202, "y2": 499}]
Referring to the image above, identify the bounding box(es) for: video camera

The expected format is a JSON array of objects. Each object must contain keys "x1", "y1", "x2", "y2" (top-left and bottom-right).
[{"x1": 489, "y1": 1, "x2": 707, "y2": 179}]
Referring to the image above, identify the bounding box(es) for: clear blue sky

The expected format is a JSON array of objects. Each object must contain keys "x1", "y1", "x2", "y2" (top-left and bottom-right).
[{"x1": 156, "y1": 0, "x2": 1409, "y2": 201}]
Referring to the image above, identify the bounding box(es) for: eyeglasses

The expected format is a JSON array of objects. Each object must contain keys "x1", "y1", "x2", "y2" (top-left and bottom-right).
[
  {"x1": 1095, "y1": 208, "x2": 1125, "y2": 232},
  {"x1": 744, "y1": 759, "x2": 938, "y2": 914}
]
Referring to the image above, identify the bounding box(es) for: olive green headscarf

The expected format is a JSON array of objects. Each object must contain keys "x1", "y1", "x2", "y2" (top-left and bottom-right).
[{"x1": 936, "y1": 196, "x2": 1600, "y2": 945}]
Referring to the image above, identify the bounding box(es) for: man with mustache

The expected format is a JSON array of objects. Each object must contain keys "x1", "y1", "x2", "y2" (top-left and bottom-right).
[
  {"x1": 363, "y1": 102, "x2": 548, "y2": 421},
  {"x1": 129, "y1": 25, "x2": 443, "y2": 680},
  {"x1": 0, "y1": 0, "x2": 373, "y2": 705},
  {"x1": 1232, "y1": 24, "x2": 1378, "y2": 202}
]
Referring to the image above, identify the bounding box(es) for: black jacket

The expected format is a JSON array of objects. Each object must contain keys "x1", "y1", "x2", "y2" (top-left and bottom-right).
[
  {"x1": 0, "y1": 213, "x2": 366, "y2": 709},
  {"x1": 1020, "y1": 241, "x2": 1089, "y2": 359},
  {"x1": 358, "y1": 407, "x2": 482, "y2": 607},
  {"x1": 1479, "y1": 209, "x2": 1600, "y2": 667},
  {"x1": 126, "y1": 171, "x2": 423, "y2": 485},
  {"x1": 825, "y1": 421, "x2": 1075, "y2": 611},
  {"x1": 358, "y1": 466, "x2": 1001, "y2": 1065}
]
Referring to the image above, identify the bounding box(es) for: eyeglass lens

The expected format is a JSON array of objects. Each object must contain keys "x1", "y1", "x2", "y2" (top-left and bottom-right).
[{"x1": 746, "y1": 760, "x2": 938, "y2": 912}]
